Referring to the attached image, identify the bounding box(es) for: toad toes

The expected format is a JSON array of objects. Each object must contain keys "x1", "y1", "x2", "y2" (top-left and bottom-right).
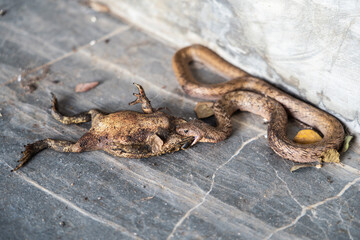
[{"x1": 13, "y1": 84, "x2": 193, "y2": 171}]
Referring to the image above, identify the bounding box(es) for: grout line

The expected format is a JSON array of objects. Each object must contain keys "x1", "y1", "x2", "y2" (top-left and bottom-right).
[
  {"x1": 77, "y1": 49, "x2": 197, "y2": 105},
  {"x1": 336, "y1": 163, "x2": 360, "y2": 175},
  {"x1": 2, "y1": 161, "x2": 140, "y2": 239},
  {"x1": 0, "y1": 25, "x2": 131, "y2": 89}
]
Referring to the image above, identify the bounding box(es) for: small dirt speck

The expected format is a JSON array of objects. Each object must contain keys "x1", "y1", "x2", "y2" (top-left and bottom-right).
[
  {"x1": 327, "y1": 176, "x2": 333, "y2": 183},
  {"x1": 0, "y1": 9, "x2": 7, "y2": 16}
]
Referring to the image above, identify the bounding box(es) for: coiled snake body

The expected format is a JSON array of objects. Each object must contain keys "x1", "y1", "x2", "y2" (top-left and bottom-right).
[{"x1": 173, "y1": 45, "x2": 345, "y2": 163}]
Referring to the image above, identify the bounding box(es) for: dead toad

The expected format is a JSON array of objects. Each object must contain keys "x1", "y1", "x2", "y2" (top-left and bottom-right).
[{"x1": 12, "y1": 83, "x2": 194, "y2": 171}]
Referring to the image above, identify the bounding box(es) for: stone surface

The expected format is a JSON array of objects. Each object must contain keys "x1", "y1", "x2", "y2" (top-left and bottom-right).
[
  {"x1": 96, "y1": 0, "x2": 360, "y2": 148},
  {"x1": 0, "y1": 0, "x2": 359, "y2": 239}
]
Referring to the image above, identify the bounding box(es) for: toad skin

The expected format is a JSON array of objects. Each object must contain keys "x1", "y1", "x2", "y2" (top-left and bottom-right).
[{"x1": 13, "y1": 84, "x2": 193, "y2": 171}]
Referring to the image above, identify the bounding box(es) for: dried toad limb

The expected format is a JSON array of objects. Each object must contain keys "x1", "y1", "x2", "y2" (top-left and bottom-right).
[{"x1": 13, "y1": 84, "x2": 193, "y2": 171}]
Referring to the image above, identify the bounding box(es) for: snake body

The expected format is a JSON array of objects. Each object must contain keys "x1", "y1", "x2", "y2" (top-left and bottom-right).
[{"x1": 173, "y1": 44, "x2": 345, "y2": 163}]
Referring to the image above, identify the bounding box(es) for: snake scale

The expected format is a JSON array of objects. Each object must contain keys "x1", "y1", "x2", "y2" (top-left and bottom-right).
[{"x1": 173, "y1": 44, "x2": 345, "y2": 163}]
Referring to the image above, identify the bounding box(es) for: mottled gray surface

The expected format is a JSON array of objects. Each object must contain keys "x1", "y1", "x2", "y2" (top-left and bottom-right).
[
  {"x1": 0, "y1": 0, "x2": 359, "y2": 239},
  {"x1": 97, "y1": 0, "x2": 360, "y2": 148}
]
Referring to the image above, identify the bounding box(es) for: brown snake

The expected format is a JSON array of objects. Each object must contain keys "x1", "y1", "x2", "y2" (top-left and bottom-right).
[{"x1": 173, "y1": 44, "x2": 345, "y2": 163}]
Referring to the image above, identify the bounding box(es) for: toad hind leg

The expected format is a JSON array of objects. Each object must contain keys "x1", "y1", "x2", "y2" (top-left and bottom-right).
[
  {"x1": 105, "y1": 135, "x2": 195, "y2": 158},
  {"x1": 12, "y1": 139, "x2": 82, "y2": 171},
  {"x1": 51, "y1": 93, "x2": 101, "y2": 124},
  {"x1": 128, "y1": 83, "x2": 154, "y2": 114},
  {"x1": 106, "y1": 134, "x2": 164, "y2": 155}
]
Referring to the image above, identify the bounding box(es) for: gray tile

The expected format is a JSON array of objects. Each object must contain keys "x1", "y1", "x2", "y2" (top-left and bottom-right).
[{"x1": 0, "y1": 0, "x2": 359, "y2": 239}]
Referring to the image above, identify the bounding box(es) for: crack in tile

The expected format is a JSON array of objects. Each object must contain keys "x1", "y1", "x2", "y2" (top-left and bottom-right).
[
  {"x1": 329, "y1": 18, "x2": 355, "y2": 72},
  {"x1": 336, "y1": 204, "x2": 354, "y2": 240},
  {"x1": 166, "y1": 132, "x2": 265, "y2": 240},
  {"x1": 270, "y1": 162, "x2": 303, "y2": 208},
  {"x1": 2, "y1": 162, "x2": 140, "y2": 239},
  {"x1": 308, "y1": 210, "x2": 329, "y2": 240},
  {"x1": 265, "y1": 175, "x2": 360, "y2": 239},
  {"x1": 260, "y1": 153, "x2": 304, "y2": 209},
  {"x1": 348, "y1": 233, "x2": 355, "y2": 240}
]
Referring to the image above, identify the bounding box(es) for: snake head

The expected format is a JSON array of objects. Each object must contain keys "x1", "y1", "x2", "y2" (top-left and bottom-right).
[{"x1": 176, "y1": 120, "x2": 205, "y2": 146}]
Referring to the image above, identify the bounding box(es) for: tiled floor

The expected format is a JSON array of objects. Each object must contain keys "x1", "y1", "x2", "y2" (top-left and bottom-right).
[{"x1": 0, "y1": 1, "x2": 359, "y2": 239}]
